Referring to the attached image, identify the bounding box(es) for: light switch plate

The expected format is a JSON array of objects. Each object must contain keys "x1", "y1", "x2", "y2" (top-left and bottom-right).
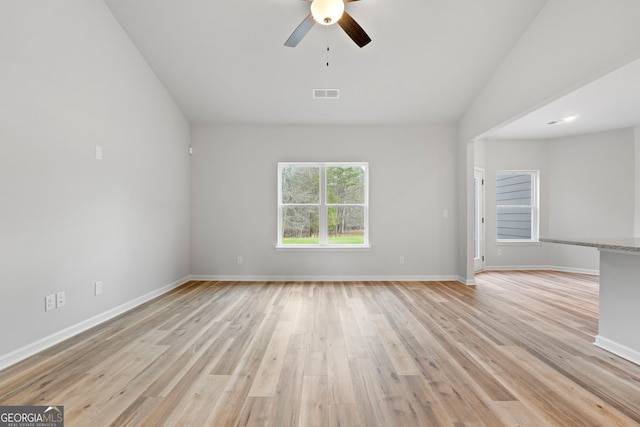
[{"x1": 45, "y1": 295, "x2": 55, "y2": 312}]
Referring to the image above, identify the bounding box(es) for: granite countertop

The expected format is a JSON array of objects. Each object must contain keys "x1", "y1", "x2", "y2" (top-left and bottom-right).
[{"x1": 540, "y1": 237, "x2": 640, "y2": 253}]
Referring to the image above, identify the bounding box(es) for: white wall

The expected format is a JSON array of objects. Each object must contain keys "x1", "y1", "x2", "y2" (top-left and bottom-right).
[
  {"x1": 191, "y1": 124, "x2": 458, "y2": 280},
  {"x1": 0, "y1": 1, "x2": 190, "y2": 365},
  {"x1": 459, "y1": 0, "x2": 640, "y2": 143},
  {"x1": 482, "y1": 139, "x2": 550, "y2": 269},
  {"x1": 635, "y1": 126, "x2": 640, "y2": 236},
  {"x1": 457, "y1": 0, "x2": 640, "y2": 281},
  {"x1": 480, "y1": 128, "x2": 635, "y2": 273},
  {"x1": 457, "y1": 141, "x2": 475, "y2": 284},
  {"x1": 547, "y1": 128, "x2": 635, "y2": 270}
]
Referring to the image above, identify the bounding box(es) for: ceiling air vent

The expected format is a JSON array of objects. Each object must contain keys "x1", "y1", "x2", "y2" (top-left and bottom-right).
[{"x1": 313, "y1": 88, "x2": 340, "y2": 99}]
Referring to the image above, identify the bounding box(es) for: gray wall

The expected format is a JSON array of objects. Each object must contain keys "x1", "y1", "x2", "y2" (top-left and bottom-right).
[
  {"x1": 547, "y1": 128, "x2": 635, "y2": 270},
  {"x1": 457, "y1": 0, "x2": 640, "y2": 282},
  {"x1": 190, "y1": 124, "x2": 458, "y2": 280},
  {"x1": 459, "y1": 1, "x2": 640, "y2": 143},
  {"x1": 0, "y1": 1, "x2": 191, "y2": 363},
  {"x1": 480, "y1": 128, "x2": 635, "y2": 272},
  {"x1": 482, "y1": 139, "x2": 550, "y2": 269},
  {"x1": 635, "y1": 125, "x2": 640, "y2": 236},
  {"x1": 2, "y1": 0, "x2": 640, "y2": 368}
]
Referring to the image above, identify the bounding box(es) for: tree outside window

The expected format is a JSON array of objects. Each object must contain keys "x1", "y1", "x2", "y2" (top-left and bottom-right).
[{"x1": 278, "y1": 162, "x2": 369, "y2": 247}]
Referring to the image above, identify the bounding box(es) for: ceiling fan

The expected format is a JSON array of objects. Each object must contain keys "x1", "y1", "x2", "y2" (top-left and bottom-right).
[{"x1": 284, "y1": 0, "x2": 371, "y2": 48}]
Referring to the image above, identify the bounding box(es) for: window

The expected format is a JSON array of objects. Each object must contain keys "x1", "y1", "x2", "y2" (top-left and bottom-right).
[
  {"x1": 277, "y1": 162, "x2": 369, "y2": 248},
  {"x1": 496, "y1": 170, "x2": 539, "y2": 242}
]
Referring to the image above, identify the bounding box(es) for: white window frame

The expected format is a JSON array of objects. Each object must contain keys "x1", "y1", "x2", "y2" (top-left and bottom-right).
[
  {"x1": 277, "y1": 162, "x2": 370, "y2": 250},
  {"x1": 496, "y1": 170, "x2": 539, "y2": 243}
]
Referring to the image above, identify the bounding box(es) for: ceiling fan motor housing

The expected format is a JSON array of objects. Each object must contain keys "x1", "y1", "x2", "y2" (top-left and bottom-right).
[{"x1": 284, "y1": 0, "x2": 371, "y2": 48}]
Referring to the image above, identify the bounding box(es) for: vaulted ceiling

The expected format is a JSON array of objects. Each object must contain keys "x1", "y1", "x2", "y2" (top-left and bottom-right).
[
  {"x1": 103, "y1": 0, "x2": 640, "y2": 140},
  {"x1": 103, "y1": 0, "x2": 547, "y2": 125},
  {"x1": 484, "y1": 58, "x2": 640, "y2": 139}
]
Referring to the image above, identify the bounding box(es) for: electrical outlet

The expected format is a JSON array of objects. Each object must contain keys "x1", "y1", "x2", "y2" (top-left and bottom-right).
[
  {"x1": 399, "y1": 256, "x2": 405, "y2": 264},
  {"x1": 95, "y1": 281, "x2": 103, "y2": 296},
  {"x1": 237, "y1": 256, "x2": 243, "y2": 264},
  {"x1": 56, "y1": 291, "x2": 66, "y2": 308},
  {"x1": 45, "y1": 295, "x2": 56, "y2": 312}
]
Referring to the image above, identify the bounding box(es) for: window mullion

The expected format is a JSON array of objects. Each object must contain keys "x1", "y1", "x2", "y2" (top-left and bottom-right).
[
  {"x1": 277, "y1": 161, "x2": 369, "y2": 248},
  {"x1": 319, "y1": 166, "x2": 327, "y2": 244}
]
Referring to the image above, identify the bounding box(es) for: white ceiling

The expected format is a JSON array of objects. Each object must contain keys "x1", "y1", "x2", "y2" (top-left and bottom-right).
[
  {"x1": 103, "y1": 0, "x2": 548, "y2": 125},
  {"x1": 103, "y1": 0, "x2": 640, "y2": 138},
  {"x1": 484, "y1": 58, "x2": 640, "y2": 140}
]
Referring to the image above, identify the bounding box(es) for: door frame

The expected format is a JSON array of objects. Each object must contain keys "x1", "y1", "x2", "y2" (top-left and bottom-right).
[{"x1": 474, "y1": 168, "x2": 485, "y2": 272}]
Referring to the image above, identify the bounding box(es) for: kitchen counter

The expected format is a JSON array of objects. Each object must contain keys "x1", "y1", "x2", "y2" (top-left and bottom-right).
[
  {"x1": 542, "y1": 237, "x2": 640, "y2": 366},
  {"x1": 540, "y1": 237, "x2": 640, "y2": 253}
]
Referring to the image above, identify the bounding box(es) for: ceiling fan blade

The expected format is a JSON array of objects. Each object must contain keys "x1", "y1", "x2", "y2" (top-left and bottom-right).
[
  {"x1": 285, "y1": 13, "x2": 315, "y2": 47},
  {"x1": 337, "y1": 11, "x2": 371, "y2": 47}
]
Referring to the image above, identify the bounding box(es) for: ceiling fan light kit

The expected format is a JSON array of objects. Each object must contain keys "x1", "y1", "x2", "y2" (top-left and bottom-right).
[
  {"x1": 285, "y1": 0, "x2": 371, "y2": 48},
  {"x1": 311, "y1": 0, "x2": 344, "y2": 25}
]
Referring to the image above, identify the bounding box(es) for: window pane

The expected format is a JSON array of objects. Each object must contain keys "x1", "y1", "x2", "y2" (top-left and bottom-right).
[
  {"x1": 327, "y1": 206, "x2": 365, "y2": 244},
  {"x1": 277, "y1": 162, "x2": 368, "y2": 247},
  {"x1": 281, "y1": 206, "x2": 319, "y2": 244},
  {"x1": 497, "y1": 207, "x2": 532, "y2": 240},
  {"x1": 496, "y1": 173, "x2": 532, "y2": 206},
  {"x1": 326, "y1": 166, "x2": 365, "y2": 204},
  {"x1": 281, "y1": 166, "x2": 319, "y2": 204}
]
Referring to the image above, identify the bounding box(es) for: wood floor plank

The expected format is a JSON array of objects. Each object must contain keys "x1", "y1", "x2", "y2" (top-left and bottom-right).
[
  {"x1": 236, "y1": 396, "x2": 275, "y2": 427},
  {"x1": 337, "y1": 305, "x2": 369, "y2": 359},
  {"x1": 348, "y1": 357, "x2": 396, "y2": 427},
  {"x1": 369, "y1": 313, "x2": 421, "y2": 375},
  {"x1": 1, "y1": 273, "x2": 640, "y2": 426},
  {"x1": 502, "y1": 345, "x2": 638, "y2": 426},
  {"x1": 327, "y1": 404, "x2": 363, "y2": 427},
  {"x1": 248, "y1": 320, "x2": 293, "y2": 397},
  {"x1": 268, "y1": 333, "x2": 306, "y2": 427},
  {"x1": 173, "y1": 375, "x2": 230, "y2": 427},
  {"x1": 326, "y1": 343, "x2": 356, "y2": 405},
  {"x1": 399, "y1": 374, "x2": 457, "y2": 427},
  {"x1": 490, "y1": 401, "x2": 549, "y2": 427},
  {"x1": 298, "y1": 375, "x2": 331, "y2": 427}
]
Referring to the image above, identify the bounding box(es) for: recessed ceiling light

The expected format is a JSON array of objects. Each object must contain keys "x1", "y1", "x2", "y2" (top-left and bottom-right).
[{"x1": 547, "y1": 114, "x2": 579, "y2": 125}]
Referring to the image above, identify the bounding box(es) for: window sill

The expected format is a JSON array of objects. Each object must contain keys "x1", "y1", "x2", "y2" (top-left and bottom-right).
[
  {"x1": 276, "y1": 245, "x2": 371, "y2": 252},
  {"x1": 496, "y1": 240, "x2": 541, "y2": 245}
]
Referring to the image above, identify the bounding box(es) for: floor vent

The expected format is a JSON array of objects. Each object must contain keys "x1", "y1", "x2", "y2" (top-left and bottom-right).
[{"x1": 313, "y1": 88, "x2": 340, "y2": 99}]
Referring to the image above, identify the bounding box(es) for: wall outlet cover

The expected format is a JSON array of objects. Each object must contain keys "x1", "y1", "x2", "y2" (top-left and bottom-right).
[{"x1": 56, "y1": 291, "x2": 66, "y2": 308}]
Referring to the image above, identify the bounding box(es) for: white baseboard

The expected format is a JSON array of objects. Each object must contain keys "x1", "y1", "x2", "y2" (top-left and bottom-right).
[
  {"x1": 0, "y1": 276, "x2": 190, "y2": 372},
  {"x1": 189, "y1": 274, "x2": 461, "y2": 283},
  {"x1": 594, "y1": 335, "x2": 640, "y2": 366},
  {"x1": 482, "y1": 265, "x2": 599, "y2": 276},
  {"x1": 457, "y1": 276, "x2": 476, "y2": 286},
  {"x1": 545, "y1": 265, "x2": 599, "y2": 275}
]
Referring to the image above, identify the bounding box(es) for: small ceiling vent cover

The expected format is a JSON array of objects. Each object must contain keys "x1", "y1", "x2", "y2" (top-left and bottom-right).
[{"x1": 313, "y1": 88, "x2": 340, "y2": 99}]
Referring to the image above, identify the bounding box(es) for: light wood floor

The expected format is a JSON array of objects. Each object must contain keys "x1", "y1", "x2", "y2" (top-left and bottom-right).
[{"x1": 1, "y1": 271, "x2": 640, "y2": 426}]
